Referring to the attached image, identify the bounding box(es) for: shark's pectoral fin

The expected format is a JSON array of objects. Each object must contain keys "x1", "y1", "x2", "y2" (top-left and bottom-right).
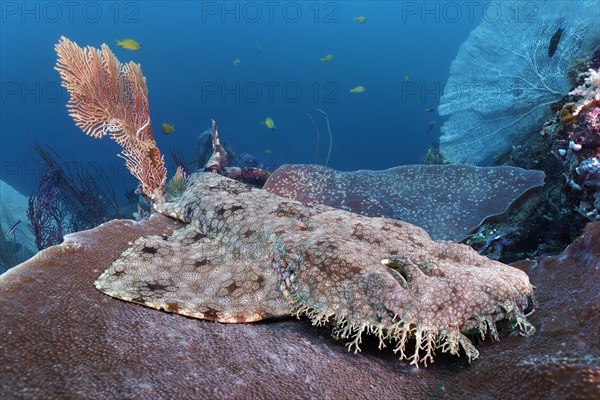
[{"x1": 94, "y1": 224, "x2": 289, "y2": 323}]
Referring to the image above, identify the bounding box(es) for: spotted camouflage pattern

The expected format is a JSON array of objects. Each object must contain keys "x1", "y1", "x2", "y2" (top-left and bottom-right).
[{"x1": 95, "y1": 171, "x2": 535, "y2": 366}]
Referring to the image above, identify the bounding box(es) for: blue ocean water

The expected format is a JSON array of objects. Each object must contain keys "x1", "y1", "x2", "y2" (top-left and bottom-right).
[{"x1": 1, "y1": 1, "x2": 483, "y2": 201}]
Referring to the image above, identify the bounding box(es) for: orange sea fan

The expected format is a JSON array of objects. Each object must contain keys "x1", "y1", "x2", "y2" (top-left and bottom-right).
[
  {"x1": 119, "y1": 140, "x2": 167, "y2": 200},
  {"x1": 54, "y1": 36, "x2": 166, "y2": 200}
]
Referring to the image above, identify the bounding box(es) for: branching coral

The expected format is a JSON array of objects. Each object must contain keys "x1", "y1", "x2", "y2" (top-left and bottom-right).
[{"x1": 55, "y1": 36, "x2": 166, "y2": 200}]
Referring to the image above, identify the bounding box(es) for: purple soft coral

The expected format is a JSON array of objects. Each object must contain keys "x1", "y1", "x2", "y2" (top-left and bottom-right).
[{"x1": 27, "y1": 169, "x2": 65, "y2": 250}]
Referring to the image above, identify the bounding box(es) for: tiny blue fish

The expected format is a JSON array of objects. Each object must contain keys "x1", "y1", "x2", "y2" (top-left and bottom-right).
[{"x1": 5, "y1": 220, "x2": 21, "y2": 238}]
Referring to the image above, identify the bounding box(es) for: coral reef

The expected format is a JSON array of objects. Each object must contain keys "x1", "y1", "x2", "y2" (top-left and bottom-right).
[
  {"x1": 264, "y1": 164, "x2": 545, "y2": 242},
  {"x1": 438, "y1": 1, "x2": 599, "y2": 165},
  {"x1": 192, "y1": 125, "x2": 269, "y2": 187},
  {"x1": 569, "y1": 68, "x2": 600, "y2": 116},
  {"x1": 51, "y1": 37, "x2": 537, "y2": 366},
  {"x1": 535, "y1": 63, "x2": 600, "y2": 226},
  {"x1": 1, "y1": 217, "x2": 597, "y2": 399},
  {"x1": 464, "y1": 54, "x2": 600, "y2": 261}
]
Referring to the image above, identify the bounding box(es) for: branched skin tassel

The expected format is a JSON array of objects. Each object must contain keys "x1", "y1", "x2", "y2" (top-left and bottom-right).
[{"x1": 97, "y1": 172, "x2": 535, "y2": 366}]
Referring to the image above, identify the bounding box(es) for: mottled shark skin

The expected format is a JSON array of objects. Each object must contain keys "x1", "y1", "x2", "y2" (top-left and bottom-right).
[{"x1": 95, "y1": 172, "x2": 535, "y2": 366}]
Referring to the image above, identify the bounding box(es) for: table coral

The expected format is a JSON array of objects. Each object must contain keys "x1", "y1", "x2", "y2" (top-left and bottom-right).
[{"x1": 263, "y1": 164, "x2": 545, "y2": 242}]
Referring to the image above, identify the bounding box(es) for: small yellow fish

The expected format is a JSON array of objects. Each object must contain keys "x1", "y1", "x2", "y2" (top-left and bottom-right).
[
  {"x1": 161, "y1": 122, "x2": 175, "y2": 135},
  {"x1": 353, "y1": 16, "x2": 367, "y2": 24},
  {"x1": 350, "y1": 85, "x2": 365, "y2": 94},
  {"x1": 404, "y1": 75, "x2": 410, "y2": 81},
  {"x1": 256, "y1": 42, "x2": 262, "y2": 53},
  {"x1": 115, "y1": 39, "x2": 141, "y2": 51},
  {"x1": 262, "y1": 117, "x2": 276, "y2": 130},
  {"x1": 233, "y1": 57, "x2": 240, "y2": 66},
  {"x1": 321, "y1": 54, "x2": 334, "y2": 63},
  {"x1": 264, "y1": 149, "x2": 272, "y2": 155},
  {"x1": 424, "y1": 108, "x2": 434, "y2": 112}
]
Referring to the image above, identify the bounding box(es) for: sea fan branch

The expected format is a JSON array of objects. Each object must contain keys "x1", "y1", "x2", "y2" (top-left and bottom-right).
[{"x1": 54, "y1": 36, "x2": 166, "y2": 200}]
